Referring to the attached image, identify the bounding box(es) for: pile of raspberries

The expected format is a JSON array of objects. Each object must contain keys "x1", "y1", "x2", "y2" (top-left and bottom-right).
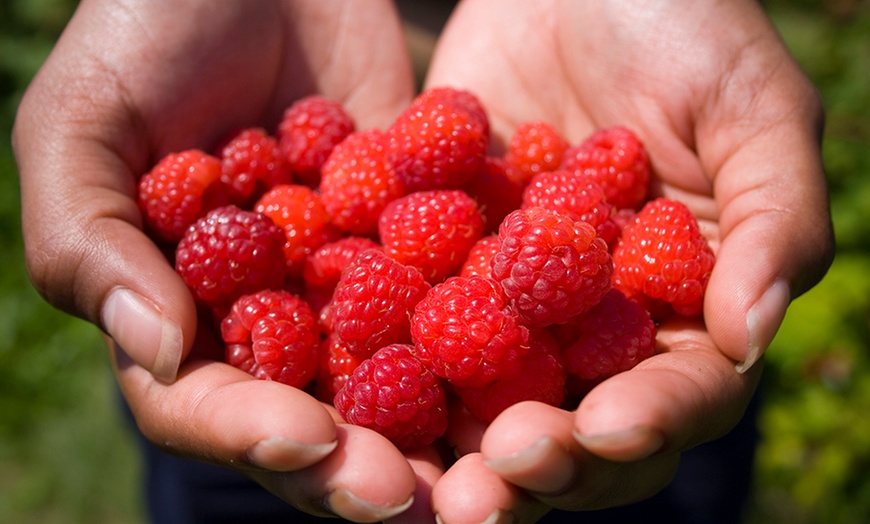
[{"x1": 138, "y1": 87, "x2": 715, "y2": 451}]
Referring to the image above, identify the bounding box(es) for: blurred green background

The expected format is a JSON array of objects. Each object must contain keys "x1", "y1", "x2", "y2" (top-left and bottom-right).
[{"x1": 1, "y1": 1, "x2": 868, "y2": 523}]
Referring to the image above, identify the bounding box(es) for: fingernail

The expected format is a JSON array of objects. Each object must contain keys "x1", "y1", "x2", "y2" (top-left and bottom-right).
[
  {"x1": 102, "y1": 288, "x2": 182, "y2": 382},
  {"x1": 324, "y1": 488, "x2": 413, "y2": 522},
  {"x1": 737, "y1": 279, "x2": 790, "y2": 374},
  {"x1": 574, "y1": 425, "x2": 664, "y2": 462},
  {"x1": 435, "y1": 509, "x2": 514, "y2": 524},
  {"x1": 483, "y1": 436, "x2": 573, "y2": 494},
  {"x1": 246, "y1": 436, "x2": 337, "y2": 472}
]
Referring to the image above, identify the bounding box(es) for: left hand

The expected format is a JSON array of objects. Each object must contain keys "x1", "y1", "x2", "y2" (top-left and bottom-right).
[{"x1": 423, "y1": 0, "x2": 834, "y2": 521}]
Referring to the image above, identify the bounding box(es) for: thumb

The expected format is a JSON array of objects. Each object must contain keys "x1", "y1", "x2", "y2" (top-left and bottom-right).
[{"x1": 698, "y1": 47, "x2": 834, "y2": 373}]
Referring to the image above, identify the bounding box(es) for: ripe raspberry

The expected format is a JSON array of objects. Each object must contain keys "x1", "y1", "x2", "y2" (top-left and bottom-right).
[
  {"x1": 319, "y1": 129, "x2": 405, "y2": 236},
  {"x1": 324, "y1": 249, "x2": 431, "y2": 360},
  {"x1": 379, "y1": 190, "x2": 485, "y2": 284},
  {"x1": 303, "y1": 236, "x2": 382, "y2": 290},
  {"x1": 254, "y1": 184, "x2": 341, "y2": 278},
  {"x1": 278, "y1": 95, "x2": 355, "y2": 187},
  {"x1": 612, "y1": 198, "x2": 715, "y2": 317},
  {"x1": 219, "y1": 128, "x2": 292, "y2": 206},
  {"x1": 560, "y1": 126, "x2": 650, "y2": 210},
  {"x1": 386, "y1": 87, "x2": 488, "y2": 192},
  {"x1": 410, "y1": 275, "x2": 530, "y2": 388},
  {"x1": 458, "y1": 235, "x2": 501, "y2": 280},
  {"x1": 222, "y1": 290, "x2": 319, "y2": 389},
  {"x1": 138, "y1": 150, "x2": 223, "y2": 243},
  {"x1": 454, "y1": 329, "x2": 566, "y2": 423},
  {"x1": 334, "y1": 343, "x2": 448, "y2": 451},
  {"x1": 302, "y1": 236, "x2": 381, "y2": 314},
  {"x1": 505, "y1": 121, "x2": 570, "y2": 185},
  {"x1": 522, "y1": 170, "x2": 620, "y2": 247},
  {"x1": 412, "y1": 86, "x2": 490, "y2": 136},
  {"x1": 315, "y1": 331, "x2": 362, "y2": 404},
  {"x1": 174, "y1": 206, "x2": 286, "y2": 316},
  {"x1": 492, "y1": 207, "x2": 613, "y2": 327},
  {"x1": 552, "y1": 289, "x2": 656, "y2": 382},
  {"x1": 462, "y1": 157, "x2": 525, "y2": 234}
]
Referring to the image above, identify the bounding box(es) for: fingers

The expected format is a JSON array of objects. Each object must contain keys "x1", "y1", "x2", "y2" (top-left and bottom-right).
[
  {"x1": 697, "y1": 39, "x2": 834, "y2": 371},
  {"x1": 112, "y1": 339, "x2": 419, "y2": 521},
  {"x1": 442, "y1": 317, "x2": 762, "y2": 516}
]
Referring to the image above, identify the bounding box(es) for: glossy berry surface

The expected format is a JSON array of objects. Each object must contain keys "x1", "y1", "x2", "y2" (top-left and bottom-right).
[{"x1": 334, "y1": 343, "x2": 448, "y2": 451}]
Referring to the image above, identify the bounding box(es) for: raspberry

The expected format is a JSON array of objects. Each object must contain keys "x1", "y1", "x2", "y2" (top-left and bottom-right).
[
  {"x1": 560, "y1": 126, "x2": 650, "y2": 210},
  {"x1": 138, "y1": 150, "x2": 223, "y2": 243},
  {"x1": 410, "y1": 275, "x2": 530, "y2": 388},
  {"x1": 333, "y1": 343, "x2": 448, "y2": 451},
  {"x1": 254, "y1": 184, "x2": 341, "y2": 278},
  {"x1": 491, "y1": 207, "x2": 613, "y2": 327},
  {"x1": 552, "y1": 289, "x2": 656, "y2": 382},
  {"x1": 315, "y1": 331, "x2": 362, "y2": 404},
  {"x1": 612, "y1": 197, "x2": 715, "y2": 317},
  {"x1": 319, "y1": 129, "x2": 405, "y2": 236},
  {"x1": 222, "y1": 290, "x2": 319, "y2": 389},
  {"x1": 505, "y1": 121, "x2": 570, "y2": 185},
  {"x1": 462, "y1": 156, "x2": 525, "y2": 234},
  {"x1": 458, "y1": 235, "x2": 501, "y2": 280},
  {"x1": 324, "y1": 249, "x2": 431, "y2": 360},
  {"x1": 174, "y1": 205, "x2": 286, "y2": 317},
  {"x1": 278, "y1": 95, "x2": 355, "y2": 187},
  {"x1": 386, "y1": 87, "x2": 488, "y2": 192},
  {"x1": 303, "y1": 236, "x2": 382, "y2": 290},
  {"x1": 302, "y1": 236, "x2": 381, "y2": 314},
  {"x1": 219, "y1": 128, "x2": 292, "y2": 206},
  {"x1": 521, "y1": 170, "x2": 620, "y2": 248},
  {"x1": 412, "y1": 86, "x2": 490, "y2": 136},
  {"x1": 454, "y1": 329, "x2": 566, "y2": 423},
  {"x1": 379, "y1": 189, "x2": 485, "y2": 284}
]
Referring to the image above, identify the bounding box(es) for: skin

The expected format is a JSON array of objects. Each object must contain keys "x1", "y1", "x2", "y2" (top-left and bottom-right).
[
  {"x1": 425, "y1": 0, "x2": 834, "y2": 522},
  {"x1": 14, "y1": 0, "x2": 426, "y2": 521},
  {"x1": 13, "y1": 0, "x2": 835, "y2": 522}
]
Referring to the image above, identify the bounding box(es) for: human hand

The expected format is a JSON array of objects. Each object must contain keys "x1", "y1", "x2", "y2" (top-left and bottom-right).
[
  {"x1": 13, "y1": 0, "x2": 428, "y2": 520},
  {"x1": 425, "y1": 0, "x2": 834, "y2": 521}
]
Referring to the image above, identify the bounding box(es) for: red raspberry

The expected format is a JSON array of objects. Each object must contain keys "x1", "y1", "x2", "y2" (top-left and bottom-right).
[
  {"x1": 379, "y1": 189, "x2": 485, "y2": 283},
  {"x1": 254, "y1": 184, "x2": 341, "y2": 278},
  {"x1": 174, "y1": 206, "x2": 286, "y2": 317},
  {"x1": 410, "y1": 275, "x2": 530, "y2": 388},
  {"x1": 324, "y1": 249, "x2": 431, "y2": 360},
  {"x1": 278, "y1": 95, "x2": 355, "y2": 187},
  {"x1": 315, "y1": 331, "x2": 362, "y2": 404},
  {"x1": 219, "y1": 128, "x2": 292, "y2": 206},
  {"x1": 319, "y1": 129, "x2": 405, "y2": 236},
  {"x1": 521, "y1": 170, "x2": 620, "y2": 248},
  {"x1": 302, "y1": 236, "x2": 381, "y2": 314},
  {"x1": 138, "y1": 150, "x2": 223, "y2": 243},
  {"x1": 492, "y1": 207, "x2": 613, "y2": 327},
  {"x1": 386, "y1": 87, "x2": 488, "y2": 192},
  {"x1": 612, "y1": 198, "x2": 715, "y2": 317},
  {"x1": 303, "y1": 236, "x2": 382, "y2": 290},
  {"x1": 458, "y1": 235, "x2": 501, "y2": 280},
  {"x1": 561, "y1": 126, "x2": 650, "y2": 210},
  {"x1": 462, "y1": 157, "x2": 525, "y2": 234},
  {"x1": 221, "y1": 290, "x2": 319, "y2": 389},
  {"x1": 505, "y1": 121, "x2": 570, "y2": 185},
  {"x1": 412, "y1": 86, "x2": 490, "y2": 135},
  {"x1": 334, "y1": 343, "x2": 448, "y2": 451},
  {"x1": 454, "y1": 329, "x2": 566, "y2": 423},
  {"x1": 552, "y1": 289, "x2": 656, "y2": 383}
]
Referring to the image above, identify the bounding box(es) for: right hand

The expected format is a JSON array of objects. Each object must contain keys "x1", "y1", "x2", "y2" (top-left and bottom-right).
[{"x1": 13, "y1": 1, "x2": 434, "y2": 520}]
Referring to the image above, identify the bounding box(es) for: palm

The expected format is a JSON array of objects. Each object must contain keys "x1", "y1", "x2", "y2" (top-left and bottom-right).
[{"x1": 425, "y1": 0, "x2": 832, "y2": 520}]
